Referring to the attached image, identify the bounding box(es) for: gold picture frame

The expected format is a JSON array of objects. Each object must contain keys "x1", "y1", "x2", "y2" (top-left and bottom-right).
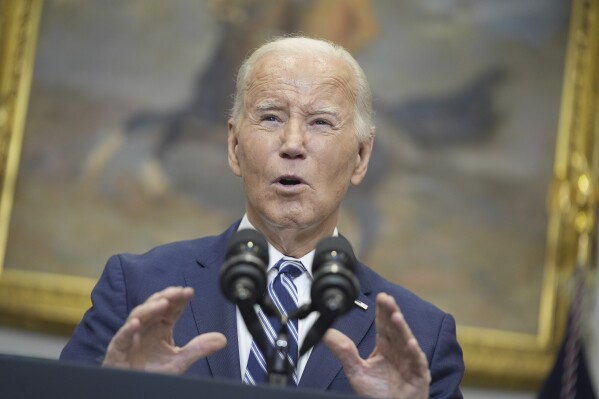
[{"x1": 0, "y1": 0, "x2": 598, "y2": 389}]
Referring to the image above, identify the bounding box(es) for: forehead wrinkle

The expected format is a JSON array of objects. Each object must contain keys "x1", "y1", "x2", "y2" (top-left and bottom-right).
[
  {"x1": 244, "y1": 52, "x2": 358, "y2": 116},
  {"x1": 326, "y1": 75, "x2": 357, "y2": 104},
  {"x1": 307, "y1": 106, "x2": 340, "y2": 116},
  {"x1": 301, "y1": 99, "x2": 343, "y2": 118},
  {"x1": 254, "y1": 99, "x2": 285, "y2": 111}
]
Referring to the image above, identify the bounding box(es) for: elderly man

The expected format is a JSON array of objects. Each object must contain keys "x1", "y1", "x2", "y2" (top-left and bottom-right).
[{"x1": 60, "y1": 37, "x2": 464, "y2": 398}]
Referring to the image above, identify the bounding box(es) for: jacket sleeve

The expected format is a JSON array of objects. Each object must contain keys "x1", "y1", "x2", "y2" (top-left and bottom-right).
[
  {"x1": 59, "y1": 255, "x2": 129, "y2": 364},
  {"x1": 429, "y1": 313, "x2": 464, "y2": 399}
]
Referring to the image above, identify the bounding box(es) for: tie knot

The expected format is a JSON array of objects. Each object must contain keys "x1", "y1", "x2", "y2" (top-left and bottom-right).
[{"x1": 275, "y1": 258, "x2": 305, "y2": 279}]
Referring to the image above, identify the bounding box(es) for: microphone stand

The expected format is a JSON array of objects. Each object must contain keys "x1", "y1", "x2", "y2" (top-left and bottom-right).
[
  {"x1": 268, "y1": 321, "x2": 290, "y2": 386},
  {"x1": 261, "y1": 301, "x2": 313, "y2": 387},
  {"x1": 247, "y1": 295, "x2": 346, "y2": 386},
  {"x1": 234, "y1": 281, "x2": 268, "y2": 357}
]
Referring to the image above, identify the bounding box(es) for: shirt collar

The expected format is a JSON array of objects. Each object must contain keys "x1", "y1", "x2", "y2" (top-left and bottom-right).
[{"x1": 238, "y1": 214, "x2": 338, "y2": 279}]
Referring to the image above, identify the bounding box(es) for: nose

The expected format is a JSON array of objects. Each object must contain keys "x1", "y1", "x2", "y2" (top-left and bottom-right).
[{"x1": 279, "y1": 118, "x2": 306, "y2": 159}]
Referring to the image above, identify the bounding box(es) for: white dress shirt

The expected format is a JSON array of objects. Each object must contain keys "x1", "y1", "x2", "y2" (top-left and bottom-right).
[{"x1": 236, "y1": 215, "x2": 337, "y2": 381}]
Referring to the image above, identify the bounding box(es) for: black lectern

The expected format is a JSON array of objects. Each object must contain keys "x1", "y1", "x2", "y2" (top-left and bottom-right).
[{"x1": 0, "y1": 354, "x2": 356, "y2": 399}]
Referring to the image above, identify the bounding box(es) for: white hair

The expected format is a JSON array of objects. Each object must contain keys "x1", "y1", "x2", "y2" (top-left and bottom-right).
[{"x1": 230, "y1": 36, "x2": 374, "y2": 143}]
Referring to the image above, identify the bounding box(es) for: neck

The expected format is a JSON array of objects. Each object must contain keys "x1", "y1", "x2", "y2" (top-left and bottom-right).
[{"x1": 247, "y1": 215, "x2": 336, "y2": 258}]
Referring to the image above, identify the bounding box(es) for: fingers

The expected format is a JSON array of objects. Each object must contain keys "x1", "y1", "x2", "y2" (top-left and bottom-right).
[
  {"x1": 103, "y1": 317, "x2": 142, "y2": 367},
  {"x1": 376, "y1": 293, "x2": 430, "y2": 378},
  {"x1": 104, "y1": 286, "x2": 227, "y2": 374},
  {"x1": 131, "y1": 286, "x2": 194, "y2": 325},
  {"x1": 157, "y1": 286, "x2": 194, "y2": 324},
  {"x1": 406, "y1": 339, "x2": 430, "y2": 378},
  {"x1": 109, "y1": 316, "x2": 142, "y2": 354},
  {"x1": 376, "y1": 293, "x2": 414, "y2": 347},
  {"x1": 105, "y1": 286, "x2": 194, "y2": 367},
  {"x1": 323, "y1": 329, "x2": 363, "y2": 377},
  {"x1": 176, "y1": 332, "x2": 228, "y2": 371}
]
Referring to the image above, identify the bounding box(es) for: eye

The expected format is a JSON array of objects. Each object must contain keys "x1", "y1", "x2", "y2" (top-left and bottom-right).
[
  {"x1": 313, "y1": 118, "x2": 331, "y2": 126},
  {"x1": 261, "y1": 114, "x2": 278, "y2": 122}
]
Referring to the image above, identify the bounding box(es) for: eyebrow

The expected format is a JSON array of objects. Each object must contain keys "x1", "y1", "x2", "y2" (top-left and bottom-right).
[
  {"x1": 307, "y1": 107, "x2": 341, "y2": 118},
  {"x1": 253, "y1": 101, "x2": 341, "y2": 118},
  {"x1": 254, "y1": 101, "x2": 284, "y2": 111}
]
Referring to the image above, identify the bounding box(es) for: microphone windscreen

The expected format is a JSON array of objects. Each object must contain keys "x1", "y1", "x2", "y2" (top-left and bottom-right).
[
  {"x1": 313, "y1": 236, "x2": 356, "y2": 272},
  {"x1": 225, "y1": 228, "x2": 269, "y2": 264}
]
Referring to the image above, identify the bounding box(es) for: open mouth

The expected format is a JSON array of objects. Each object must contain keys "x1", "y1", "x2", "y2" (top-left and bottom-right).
[
  {"x1": 275, "y1": 175, "x2": 304, "y2": 186},
  {"x1": 279, "y1": 178, "x2": 301, "y2": 186}
]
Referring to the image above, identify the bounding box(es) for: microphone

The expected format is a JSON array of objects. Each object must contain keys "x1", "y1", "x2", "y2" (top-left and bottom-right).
[
  {"x1": 300, "y1": 236, "x2": 359, "y2": 356},
  {"x1": 220, "y1": 229, "x2": 269, "y2": 354}
]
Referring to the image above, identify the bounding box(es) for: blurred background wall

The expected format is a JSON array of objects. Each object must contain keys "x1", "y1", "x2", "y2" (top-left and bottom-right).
[{"x1": 1, "y1": 0, "x2": 596, "y2": 396}]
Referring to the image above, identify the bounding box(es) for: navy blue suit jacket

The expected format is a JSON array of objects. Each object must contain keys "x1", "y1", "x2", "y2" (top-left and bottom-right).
[{"x1": 61, "y1": 222, "x2": 464, "y2": 398}]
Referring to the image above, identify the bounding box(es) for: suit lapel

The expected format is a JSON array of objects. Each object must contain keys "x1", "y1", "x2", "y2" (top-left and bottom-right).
[
  {"x1": 298, "y1": 263, "x2": 375, "y2": 390},
  {"x1": 184, "y1": 222, "x2": 241, "y2": 380}
]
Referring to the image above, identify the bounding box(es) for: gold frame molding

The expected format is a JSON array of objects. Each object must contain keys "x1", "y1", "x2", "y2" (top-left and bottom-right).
[
  {"x1": 0, "y1": 0, "x2": 94, "y2": 332},
  {"x1": 0, "y1": 0, "x2": 598, "y2": 389}
]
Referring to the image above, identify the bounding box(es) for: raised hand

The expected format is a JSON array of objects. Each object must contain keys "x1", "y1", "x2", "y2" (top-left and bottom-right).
[
  {"x1": 102, "y1": 286, "x2": 227, "y2": 374},
  {"x1": 324, "y1": 293, "x2": 431, "y2": 399}
]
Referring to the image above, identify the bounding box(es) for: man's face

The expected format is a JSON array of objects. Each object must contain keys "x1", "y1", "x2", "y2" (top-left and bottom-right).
[{"x1": 227, "y1": 51, "x2": 373, "y2": 235}]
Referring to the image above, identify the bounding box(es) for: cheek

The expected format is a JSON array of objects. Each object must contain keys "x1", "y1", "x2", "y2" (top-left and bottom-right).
[
  {"x1": 248, "y1": 152, "x2": 268, "y2": 177},
  {"x1": 237, "y1": 139, "x2": 271, "y2": 179},
  {"x1": 321, "y1": 154, "x2": 359, "y2": 194},
  {"x1": 328, "y1": 151, "x2": 357, "y2": 179}
]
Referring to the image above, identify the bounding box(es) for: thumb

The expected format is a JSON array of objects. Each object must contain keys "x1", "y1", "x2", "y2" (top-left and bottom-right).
[
  {"x1": 176, "y1": 332, "x2": 227, "y2": 372},
  {"x1": 323, "y1": 329, "x2": 363, "y2": 376}
]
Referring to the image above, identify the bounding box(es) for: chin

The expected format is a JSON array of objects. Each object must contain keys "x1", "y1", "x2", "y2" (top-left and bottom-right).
[{"x1": 265, "y1": 210, "x2": 312, "y2": 229}]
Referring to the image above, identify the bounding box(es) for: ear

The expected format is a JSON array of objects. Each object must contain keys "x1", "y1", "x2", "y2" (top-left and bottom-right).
[
  {"x1": 350, "y1": 131, "x2": 374, "y2": 186},
  {"x1": 227, "y1": 118, "x2": 242, "y2": 177}
]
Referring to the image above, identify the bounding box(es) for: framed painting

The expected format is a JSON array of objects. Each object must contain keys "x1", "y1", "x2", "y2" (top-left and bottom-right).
[{"x1": 1, "y1": 0, "x2": 598, "y2": 388}]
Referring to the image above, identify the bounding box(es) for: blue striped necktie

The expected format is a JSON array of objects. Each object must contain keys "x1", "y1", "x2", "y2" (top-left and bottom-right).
[{"x1": 243, "y1": 258, "x2": 305, "y2": 386}]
